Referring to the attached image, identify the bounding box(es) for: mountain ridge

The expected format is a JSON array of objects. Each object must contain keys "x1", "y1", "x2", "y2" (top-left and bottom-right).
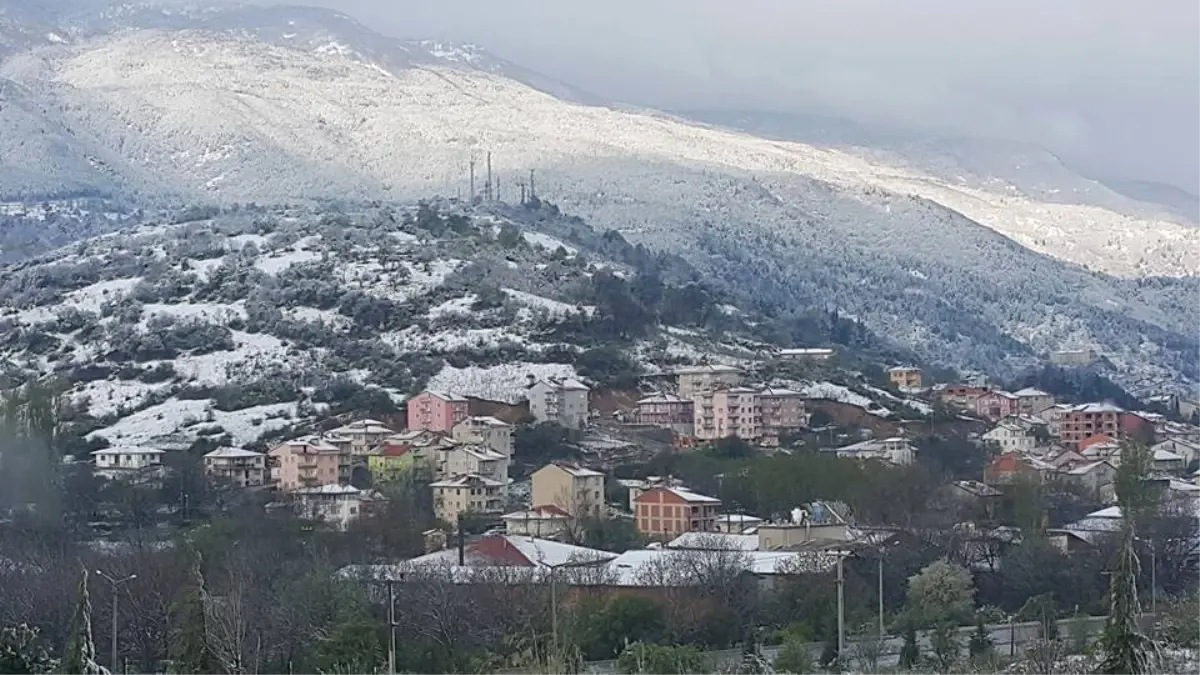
[{"x1": 0, "y1": 1, "x2": 1194, "y2": 393}]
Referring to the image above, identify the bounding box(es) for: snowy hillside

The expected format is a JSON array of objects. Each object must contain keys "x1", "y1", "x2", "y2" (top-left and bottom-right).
[
  {"x1": 0, "y1": 202, "x2": 641, "y2": 451},
  {"x1": 0, "y1": 2, "x2": 1194, "y2": 392}
]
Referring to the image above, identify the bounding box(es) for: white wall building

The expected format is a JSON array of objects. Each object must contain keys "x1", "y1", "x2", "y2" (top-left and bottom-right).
[
  {"x1": 92, "y1": 446, "x2": 165, "y2": 471},
  {"x1": 203, "y1": 447, "x2": 267, "y2": 487},
  {"x1": 527, "y1": 377, "x2": 590, "y2": 430},
  {"x1": 983, "y1": 422, "x2": 1037, "y2": 453},
  {"x1": 452, "y1": 416, "x2": 514, "y2": 458}
]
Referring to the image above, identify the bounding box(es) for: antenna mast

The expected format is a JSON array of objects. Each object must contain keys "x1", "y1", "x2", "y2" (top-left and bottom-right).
[
  {"x1": 529, "y1": 169, "x2": 536, "y2": 200},
  {"x1": 469, "y1": 159, "x2": 476, "y2": 200},
  {"x1": 486, "y1": 152, "x2": 493, "y2": 201}
]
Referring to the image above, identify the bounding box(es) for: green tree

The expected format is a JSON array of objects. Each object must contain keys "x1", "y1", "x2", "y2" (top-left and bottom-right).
[
  {"x1": 906, "y1": 559, "x2": 975, "y2": 628},
  {"x1": 312, "y1": 619, "x2": 383, "y2": 674},
  {"x1": 772, "y1": 638, "x2": 814, "y2": 674},
  {"x1": 616, "y1": 642, "x2": 705, "y2": 674},
  {"x1": 1098, "y1": 442, "x2": 1161, "y2": 674},
  {"x1": 0, "y1": 624, "x2": 54, "y2": 674},
  {"x1": 167, "y1": 558, "x2": 216, "y2": 674},
  {"x1": 928, "y1": 621, "x2": 960, "y2": 672},
  {"x1": 967, "y1": 616, "x2": 993, "y2": 665}
]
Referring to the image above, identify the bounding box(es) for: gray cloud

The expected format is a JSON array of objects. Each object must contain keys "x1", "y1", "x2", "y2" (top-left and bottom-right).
[{"x1": 311, "y1": 0, "x2": 1198, "y2": 190}]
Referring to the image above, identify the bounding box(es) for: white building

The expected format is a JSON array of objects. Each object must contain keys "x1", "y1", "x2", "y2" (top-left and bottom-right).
[
  {"x1": 983, "y1": 421, "x2": 1037, "y2": 453},
  {"x1": 674, "y1": 364, "x2": 744, "y2": 399},
  {"x1": 291, "y1": 484, "x2": 380, "y2": 531},
  {"x1": 326, "y1": 419, "x2": 395, "y2": 455},
  {"x1": 526, "y1": 377, "x2": 590, "y2": 429},
  {"x1": 203, "y1": 447, "x2": 267, "y2": 487},
  {"x1": 452, "y1": 416, "x2": 513, "y2": 458},
  {"x1": 92, "y1": 446, "x2": 165, "y2": 472},
  {"x1": 502, "y1": 505, "x2": 572, "y2": 538},
  {"x1": 832, "y1": 437, "x2": 916, "y2": 466}
]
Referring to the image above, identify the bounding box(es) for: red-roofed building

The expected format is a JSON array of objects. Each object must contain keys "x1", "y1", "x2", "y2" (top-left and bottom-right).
[
  {"x1": 939, "y1": 384, "x2": 991, "y2": 409},
  {"x1": 1078, "y1": 434, "x2": 1116, "y2": 453},
  {"x1": 984, "y1": 453, "x2": 1040, "y2": 485}
]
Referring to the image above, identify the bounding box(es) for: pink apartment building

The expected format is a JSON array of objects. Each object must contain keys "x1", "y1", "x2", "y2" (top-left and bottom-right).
[
  {"x1": 268, "y1": 436, "x2": 350, "y2": 492},
  {"x1": 975, "y1": 391, "x2": 1019, "y2": 421},
  {"x1": 407, "y1": 390, "x2": 470, "y2": 432},
  {"x1": 694, "y1": 386, "x2": 807, "y2": 442}
]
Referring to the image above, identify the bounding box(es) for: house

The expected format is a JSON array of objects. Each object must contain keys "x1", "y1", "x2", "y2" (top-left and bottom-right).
[
  {"x1": 451, "y1": 416, "x2": 513, "y2": 458},
  {"x1": 776, "y1": 347, "x2": 835, "y2": 361},
  {"x1": 975, "y1": 391, "x2": 1019, "y2": 421},
  {"x1": 634, "y1": 393, "x2": 695, "y2": 437},
  {"x1": 291, "y1": 484, "x2": 381, "y2": 531},
  {"x1": 832, "y1": 437, "x2": 916, "y2": 466},
  {"x1": 633, "y1": 486, "x2": 721, "y2": 539},
  {"x1": 367, "y1": 443, "x2": 417, "y2": 484},
  {"x1": 1154, "y1": 438, "x2": 1200, "y2": 467},
  {"x1": 1013, "y1": 388, "x2": 1056, "y2": 416},
  {"x1": 1063, "y1": 460, "x2": 1118, "y2": 502},
  {"x1": 714, "y1": 513, "x2": 764, "y2": 534},
  {"x1": 379, "y1": 429, "x2": 458, "y2": 474},
  {"x1": 674, "y1": 364, "x2": 744, "y2": 399},
  {"x1": 407, "y1": 391, "x2": 470, "y2": 433},
  {"x1": 618, "y1": 475, "x2": 686, "y2": 512},
  {"x1": 982, "y1": 421, "x2": 1037, "y2": 452},
  {"x1": 268, "y1": 436, "x2": 350, "y2": 491},
  {"x1": 938, "y1": 384, "x2": 991, "y2": 409},
  {"x1": 984, "y1": 452, "x2": 1044, "y2": 485},
  {"x1": 431, "y1": 474, "x2": 505, "y2": 524},
  {"x1": 887, "y1": 366, "x2": 923, "y2": 389},
  {"x1": 202, "y1": 447, "x2": 266, "y2": 487},
  {"x1": 92, "y1": 446, "x2": 165, "y2": 472},
  {"x1": 526, "y1": 377, "x2": 590, "y2": 430},
  {"x1": 501, "y1": 505, "x2": 572, "y2": 538},
  {"x1": 531, "y1": 462, "x2": 606, "y2": 518},
  {"x1": 948, "y1": 480, "x2": 1004, "y2": 519},
  {"x1": 440, "y1": 444, "x2": 510, "y2": 485},
  {"x1": 325, "y1": 418, "x2": 395, "y2": 455},
  {"x1": 1151, "y1": 448, "x2": 1185, "y2": 473},
  {"x1": 1060, "y1": 403, "x2": 1125, "y2": 448}
]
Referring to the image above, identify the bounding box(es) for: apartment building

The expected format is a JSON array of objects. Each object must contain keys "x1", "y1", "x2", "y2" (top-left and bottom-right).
[
  {"x1": 887, "y1": 366, "x2": 923, "y2": 389},
  {"x1": 634, "y1": 393, "x2": 696, "y2": 437},
  {"x1": 526, "y1": 377, "x2": 590, "y2": 430},
  {"x1": 325, "y1": 419, "x2": 395, "y2": 455},
  {"x1": 634, "y1": 486, "x2": 721, "y2": 539},
  {"x1": 694, "y1": 386, "x2": 807, "y2": 442},
  {"x1": 440, "y1": 444, "x2": 510, "y2": 485},
  {"x1": 531, "y1": 462, "x2": 605, "y2": 518},
  {"x1": 203, "y1": 447, "x2": 267, "y2": 487},
  {"x1": 451, "y1": 416, "x2": 513, "y2": 457},
  {"x1": 1060, "y1": 403, "x2": 1125, "y2": 449},
  {"x1": 268, "y1": 436, "x2": 350, "y2": 491},
  {"x1": 674, "y1": 364, "x2": 744, "y2": 399},
  {"x1": 1013, "y1": 388, "x2": 1056, "y2": 416},
  {"x1": 407, "y1": 390, "x2": 470, "y2": 432},
  {"x1": 431, "y1": 474, "x2": 505, "y2": 524}
]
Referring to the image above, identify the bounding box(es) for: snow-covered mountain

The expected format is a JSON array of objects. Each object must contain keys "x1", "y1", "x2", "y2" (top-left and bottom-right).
[{"x1": 0, "y1": 1, "x2": 1195, "y2": 392}]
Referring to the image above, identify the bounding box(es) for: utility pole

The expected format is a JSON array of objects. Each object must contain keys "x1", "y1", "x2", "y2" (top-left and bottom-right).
[
  {"x1": 96, "y1": 570, "x2": 136, "y2": 672},
  {"x1": 529, "y1": 169, "x2": 536, "y2": 200},
  {"x1": 386, "y1": 576, "x2": 402, "y2": 675},
  {"x1": 518, "y1": 181, "x2": 526, "y2": 205},
  {"x1": 469, "y1": 159, "x2": 476, "y2": 200},
  {"x1": 836, "y1": 551, "x2": 846, "y2": 663}
]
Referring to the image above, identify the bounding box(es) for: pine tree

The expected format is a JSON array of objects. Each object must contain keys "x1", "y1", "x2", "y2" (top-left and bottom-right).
[
  {"x1": 898, "y1": 626, "x2": 920, "y2": 670},
  {"x1": 61, "y1": 568, "x2": 109, "y2": 675},
  {"x1": 1097, "y1": 442, "x2": 1161, "y2": 674},
  {"x1": 967, "y1": 616, "x2": 993, "y2": 662},
  {"x1": 168, "y1": 557, "x2": 215, "y2": 674}
]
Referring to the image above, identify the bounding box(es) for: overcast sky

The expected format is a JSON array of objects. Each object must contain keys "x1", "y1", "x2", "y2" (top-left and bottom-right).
[{"x1": 317, "y1": 0, "x2": 1198, "y2": 191}]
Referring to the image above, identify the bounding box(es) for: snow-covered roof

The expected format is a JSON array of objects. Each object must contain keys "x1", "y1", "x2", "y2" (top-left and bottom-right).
[
  {"x1": 673, "y1": 364, "x2": 743, "y2": 375},
  {"x1": 887, "y1": 366, "x2": 920, "y2": 372},
  {"x1": 430, "y1": 474, "x2": 504, "y2": 488},
  {"x1": 667, "y1": 532, "x2": 759, "y2": 551},
  {"x1": 92, "y1": 446, "x2": 164, "y2": 455},
  {"x1": 203, "y1": 447, "x2": 264, "y2": 459},
  {"x1": 294, "y1": 484, "x2": 361, "y2": 496},
  {"x1": 401, "y1": 535, "x2": 615, "y2": 569},
  {"x1": 541, "y1": 462, "x2": 603, "y2": 478},
  {"x1": 758, "y1": 386, "x2": 802, "y2": 397},
  {"x1": 717, "y1": 513, "x2": 764, "y2": 524},
  {"x1": 272, "y1": 435, "x2": 342, "y2": 453},
  {"x1": 604, "y1": 548, "x2": 835, "y2": 586},
  {"x1": 778, "y1": 348, "x2": 834, "y2": 356},
  {"x1": 459, "y1": 415, "x2": 509, "y2": 428},
  {"x1": 1073, "y1": 402, "x2": 1125, "y2": 414},
  {"x1": 1013, "y1": 388, "x2": 1051, "y2": 397},
  {"x1": 331, "y1": 419, "x2": 394, "y2": 435},
  {"x1": 633, "y1": 486, "x2": 720, "y2": 504},
  {"x1": 1153, "y1": 448, "x2": 1184, "y2": 462},
  {"x1": 460, "y1": 445, "x2": 506, "y2": 461},
  {"x1": 637, "y1": 392, "x2": 689, "y2": 404},
  {"x1": 1065, "y1": 460, "x2": 1115, "y2": 476},
  {"x1": 502, "y1": 505, "x2": 570, "y2": 521},
  {"x1": 425, "y1": 390, "x2": 469, "y2": 402}
]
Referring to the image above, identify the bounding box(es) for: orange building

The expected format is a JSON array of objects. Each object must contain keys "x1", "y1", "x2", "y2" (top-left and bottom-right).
[{"x1": 633, "y1": 486, "x2": 721, "y2": 539}]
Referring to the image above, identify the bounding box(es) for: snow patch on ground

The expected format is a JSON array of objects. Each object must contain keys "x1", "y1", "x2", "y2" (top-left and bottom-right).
[
  {"x1": 211, "y1": 402, "x2": 298, "y2": 447},
  {"x1": 140, "y1": 301, "x2": 246, "y2": 326},
  {"x1": 255, "y1": 247, "x2": 322, "y2": 274},
  {"x1": 429, "y1": 294, "x2": 477, "y2": 318},
  {"x1": 70, "y1": 379, "x2": 171, "y2": 419},
  {"x1": 87, "y1": 397, "x2": 211, "y2": 447},
  {"x1": 795, "y1": 380, "x2": 893, "y2": 417},
  {"x1": 171, "y1": 331, "x2": 290, "y2": 385},
  {"x1": 522, "y1": 231, "x2": 577, "y2": 254},
  {"x1": 425, "y1": 362, "x2": 578, "y2": 403},
  {"x1": 503, "y1": 288, "x2": 592, "y2": 318}
]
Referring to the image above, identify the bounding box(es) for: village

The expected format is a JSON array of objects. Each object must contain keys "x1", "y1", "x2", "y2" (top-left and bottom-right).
[{"x1": 83, "y1": 353, "x2": 1200, "y2": 592}]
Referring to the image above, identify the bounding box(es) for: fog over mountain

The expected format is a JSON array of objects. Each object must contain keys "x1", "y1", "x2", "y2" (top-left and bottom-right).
[{"x1": 313, "y1": 0, "x2": 1200, "y2": 197}]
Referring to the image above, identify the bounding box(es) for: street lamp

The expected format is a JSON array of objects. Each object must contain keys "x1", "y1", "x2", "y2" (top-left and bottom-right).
[
  {"x1": 832, "y1": 548, "x2": 853, "y2": 664},
  {"x1": 95, "y1": 570, "x2": 136, "y2": 672}
]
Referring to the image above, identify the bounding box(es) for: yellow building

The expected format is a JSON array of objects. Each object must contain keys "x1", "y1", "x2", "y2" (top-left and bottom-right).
[
  {"x1": 531, "y1": 462, "x2": 605, "y2": 519},
  {"x1": 367, "y1": 445, "x2": 416, "y2": 483}
]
